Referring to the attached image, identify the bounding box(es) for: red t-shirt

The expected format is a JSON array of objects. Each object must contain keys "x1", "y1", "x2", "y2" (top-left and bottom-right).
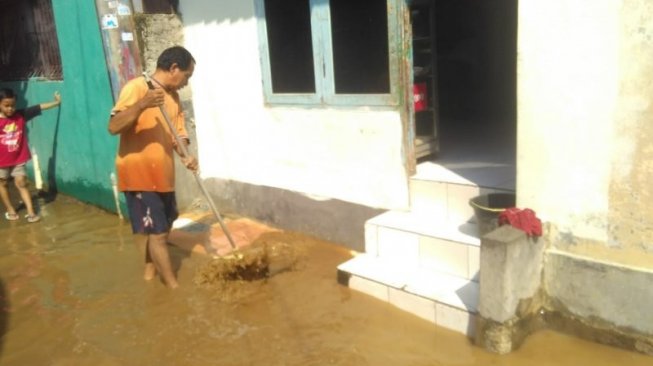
[{"x1": 0, "y1": 106, "x2": 41, "y2": 168}]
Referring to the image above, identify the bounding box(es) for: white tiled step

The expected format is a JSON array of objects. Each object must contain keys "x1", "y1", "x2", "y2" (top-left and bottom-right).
[
  {"x1": 410, "y1": 161, "x2": 515, "y2": 223},
  {"x1": 367, "y1": 210, "x2": 479, "y2": 246},
  {"x1": 338, "y1": 254, "x2": 478, "y2": 336},
  {"x1": 414, "y1": 160, "x2": 516, "y2": 192},
  {"x1": 409, "y1": 179, "x2": 480, "y2": 224},
  {"x1": 365, "y1": 210, "x2": 480, "y2": 281}
]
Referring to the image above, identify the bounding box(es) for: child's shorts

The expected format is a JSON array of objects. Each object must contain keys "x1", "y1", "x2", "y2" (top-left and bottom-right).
[
  {"x1": 0, "y1": 164, "x2": 27, "y2": 179},
  {"x1": 124, "y1": 191, "x2": 178, "y2": 235}
]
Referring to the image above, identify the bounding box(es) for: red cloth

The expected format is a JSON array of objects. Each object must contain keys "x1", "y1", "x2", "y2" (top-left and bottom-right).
[
  {"x1": 413, "y1": 82, "x2": 428, "y2": 112},
  {"x1": 0, "y1": 113, "x2": 30, "y2": 168},
  {"x1": 498, "y1": 208, "x2": 542, "y2": 237}
]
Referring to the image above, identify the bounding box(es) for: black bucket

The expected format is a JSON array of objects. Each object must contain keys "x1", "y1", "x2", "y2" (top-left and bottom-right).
[{"x1": 469, "y1": 193, "x2": 516, "y2": 236}]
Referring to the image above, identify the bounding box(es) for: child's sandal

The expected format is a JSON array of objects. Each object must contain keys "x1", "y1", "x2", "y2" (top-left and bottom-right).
[
  {"x1": 4, "y1": 212, "x2": 19, "y2": 221},
  {"x1": 25, "y1": 214, "x2": 41, "y2": 223}
]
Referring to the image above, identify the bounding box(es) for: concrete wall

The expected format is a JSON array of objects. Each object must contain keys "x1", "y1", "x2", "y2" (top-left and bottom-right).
[
  {"x1": 177, "y1": 1, "x2": 410, "y2": 212},
  {"x1": 516, "y1": 0, "x2": 653, "y2": 352},
  {"x1": 518, "y1": 1, "x2": 653, "y2": 265}
]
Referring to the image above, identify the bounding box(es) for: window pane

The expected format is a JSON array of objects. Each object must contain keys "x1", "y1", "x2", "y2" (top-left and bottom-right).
[
  {"x1": 264, "y1": 0, "x2": 315, "y2": 94},
  {"x1": 330, "y1": 0, "x2": 390, "y2": 94},
  {"x1": 0, "y1": 0, "x2": 62, "y2": 81}
]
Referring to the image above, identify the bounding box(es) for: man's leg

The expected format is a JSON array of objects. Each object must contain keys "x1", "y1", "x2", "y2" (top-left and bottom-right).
[
  {"x1": 136, "y1": 235, "x2": 159, "y2": 281},
  {"x1": 147, "y1": 232, "x2": 178, "y2": 289},
  {"x1": 125, "y1": 191, "x2": 179, "y2": 288}
]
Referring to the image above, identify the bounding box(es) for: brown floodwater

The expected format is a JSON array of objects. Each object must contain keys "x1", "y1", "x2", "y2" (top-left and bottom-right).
[{"x1": 0, "y1": 194, "x2": 651, "y2": 366}]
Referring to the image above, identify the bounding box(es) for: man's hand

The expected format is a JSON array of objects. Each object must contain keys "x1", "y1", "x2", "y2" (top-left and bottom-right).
[
  {"x1": 182, "y1": 155, "x2": 198, "y2": 172},
  {"x1": 108, "y1": 89, "x2": 166, "y2": 135},
  {"x1": 140, "y1": 89, "x2": 165, "y2": 109}
]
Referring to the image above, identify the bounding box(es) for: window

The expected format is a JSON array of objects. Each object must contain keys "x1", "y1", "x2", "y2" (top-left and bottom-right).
[
  {"x1": 141, "y1": 0, "x2": 179, "y2": 14},
  {"x1": 255, "y1": 0, "x2": 399, "y2": 106},
  {"x1": 0, "y1": 0, "x2": 62, "y2": 81}
]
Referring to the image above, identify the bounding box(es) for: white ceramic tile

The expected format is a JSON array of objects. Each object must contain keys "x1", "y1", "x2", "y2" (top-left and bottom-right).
[
  {"x1": 419, "y1": 236, "x2": 470, "y2": 279},
  {"x1": 447, "y1": 183, "x2": 480, "y2": 224},
  {"x1": 468, "y1": 245, "x2": 480, "y2": 281},
  {"x1": 405, "y1": 267, "x2": 479, "y2": 312},
  {"x1": 388, "y1": 288, "x2": 437, "y2": 324},
  {"x1": 364, "y1": 222, "x2": 379, "y2": 256},
  {"x1": 410, "y1": 179, "x2": 447, "y2": 218},
  {"x1": 376, "y1": 226, "x2": 420, "y2": 267},
  {"x1": 349, "y1": 275, "x2": 389, "y2": 302},
  {"x1": 436, "y1": 303, "x2": 477, "y2": 337},
  {"x1": 414, "y1": 161, "x2": 474, "y2": 185},
  {"x1": 368, "y1": 211, "x2": 479, "y2": 247},
  {"x1": 337, "y1": 255, "x2": 409, "y2": 288}
]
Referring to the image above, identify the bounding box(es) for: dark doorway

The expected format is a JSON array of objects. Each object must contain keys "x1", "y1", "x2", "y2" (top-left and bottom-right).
[
  {"x1": 410, "y1": 0, "x2": 518, "y2": 189},
  {"x1": 434, "y1": 0, "x2": 518, "y2": 156}
]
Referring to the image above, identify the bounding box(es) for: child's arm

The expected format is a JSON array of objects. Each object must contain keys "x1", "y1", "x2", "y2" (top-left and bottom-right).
[{"x1": 40, "y1": 91, "x2": 61, "y2": 111}]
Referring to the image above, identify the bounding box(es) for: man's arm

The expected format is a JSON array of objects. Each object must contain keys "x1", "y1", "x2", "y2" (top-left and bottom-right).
[{"x1": 108, "y1": 88, "x2": 165, "y2": 135}]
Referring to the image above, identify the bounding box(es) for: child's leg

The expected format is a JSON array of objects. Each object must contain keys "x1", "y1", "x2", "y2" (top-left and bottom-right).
[
  {"x1": 0, "y1": 176, "x2": 17, "y2": 215},
  {"x1": 13, "y1": 175, "x2": 36, "y2": 217}
]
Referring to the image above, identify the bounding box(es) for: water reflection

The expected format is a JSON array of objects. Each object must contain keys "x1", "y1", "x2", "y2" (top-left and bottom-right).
[
  {"x1": 0, "y1": 278, "x2": 7, "y2": 357},
  {"x1": 0, "y1": 194, "x2": 650, "y2": 365}
]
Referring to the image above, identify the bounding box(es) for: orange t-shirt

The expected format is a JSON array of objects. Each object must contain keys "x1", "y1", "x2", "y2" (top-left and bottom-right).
[{"x1": 112, "y1": 76, "x2": 188, "y2": 192}]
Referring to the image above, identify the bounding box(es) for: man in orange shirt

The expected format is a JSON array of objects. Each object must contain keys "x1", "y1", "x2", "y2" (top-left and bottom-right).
[{"x1": 108, "y1": 46, "x2": 197, "y2": 289}]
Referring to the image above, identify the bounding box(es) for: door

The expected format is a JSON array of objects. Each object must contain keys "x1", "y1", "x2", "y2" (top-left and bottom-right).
[{"x1": 410, "y1": 0, "x2": 439, "y2": 159}]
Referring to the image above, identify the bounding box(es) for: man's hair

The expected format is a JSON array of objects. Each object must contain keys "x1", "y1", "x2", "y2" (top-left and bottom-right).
[
  {"x1": 0, "y1": 88, "x2": 16, "y2": 101},
  {"x1": 156, "y1": 46, "x2": 195, "y2": 71}
]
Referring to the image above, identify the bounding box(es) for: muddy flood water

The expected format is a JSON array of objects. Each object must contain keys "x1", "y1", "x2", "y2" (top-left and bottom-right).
[{"x1": 0, "y1": 194, "x2": 651, "y2": 366}]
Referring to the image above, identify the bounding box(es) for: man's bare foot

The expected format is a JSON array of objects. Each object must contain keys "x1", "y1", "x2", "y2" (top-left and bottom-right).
[{"x1": 144, "y1": 263, "x2": 157, "y2": 281}]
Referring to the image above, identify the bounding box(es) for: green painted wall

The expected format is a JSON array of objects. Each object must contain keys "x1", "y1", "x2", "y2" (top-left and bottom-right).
[{"x1": 1, "y1": 0, "x2": 120, "y2": 213}]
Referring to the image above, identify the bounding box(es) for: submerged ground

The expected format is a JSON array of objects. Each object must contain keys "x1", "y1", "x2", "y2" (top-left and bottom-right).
[{"x1": 0, "y1": 193, "x2": 651, "y2": 365}]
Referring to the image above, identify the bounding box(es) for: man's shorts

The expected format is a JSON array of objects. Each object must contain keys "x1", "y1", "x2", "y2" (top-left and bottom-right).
[
  {"x1": 124, "y1": 191, "x2": 178, "y2": 235},
  {"x1": 0, "y1": 164, "x2": 27, "y2": 180}
]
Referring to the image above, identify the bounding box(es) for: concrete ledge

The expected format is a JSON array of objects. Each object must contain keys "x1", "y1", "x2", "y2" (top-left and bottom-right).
[
  {"x1": 198, "y1": 178, "x2": 385, "y2": 252},
  {"x1": 477, "y1": 225, "x2": 544, "y2": 322},
  {"x1": 545, "y1": 249, "x2": 653, "y2": 335},
  {"x1": 476, "y1": 227, "x2": 653, "y2": 356},
  {"x1": 475, "y1": 225, "x2": 546, "y2": 354},
  {"x1": 543, "y1": 249, "x2": 653, "y2": 356}
]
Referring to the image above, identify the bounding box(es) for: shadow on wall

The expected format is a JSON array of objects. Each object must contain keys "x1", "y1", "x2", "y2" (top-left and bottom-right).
[{"x1": 45, "y1": 106, "x2": 62, "y2": 198}]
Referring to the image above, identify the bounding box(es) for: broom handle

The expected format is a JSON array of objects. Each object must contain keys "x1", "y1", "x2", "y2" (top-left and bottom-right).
[{"x1": 143, "y1": 73, "x2": 237, "y2": 250}]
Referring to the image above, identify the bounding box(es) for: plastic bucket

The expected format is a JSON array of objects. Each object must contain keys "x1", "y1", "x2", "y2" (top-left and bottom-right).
[{"x1": 469, "y1": 193, "x2": 516, "y2": 236}]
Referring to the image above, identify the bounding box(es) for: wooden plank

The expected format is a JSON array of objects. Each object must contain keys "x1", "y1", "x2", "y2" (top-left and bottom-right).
[{"x1": 95, "y1": 0, "x2": 143, "y2": 101}]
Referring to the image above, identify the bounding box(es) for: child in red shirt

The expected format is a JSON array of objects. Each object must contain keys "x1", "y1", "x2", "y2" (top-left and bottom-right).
[{"x1": 0, "y1": 88, "x2": 61, "y2": 223}]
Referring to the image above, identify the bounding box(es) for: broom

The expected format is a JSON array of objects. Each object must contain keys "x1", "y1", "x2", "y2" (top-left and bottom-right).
[{"x1": 142, "y1": 72, "x2": 237, "y2": 256}]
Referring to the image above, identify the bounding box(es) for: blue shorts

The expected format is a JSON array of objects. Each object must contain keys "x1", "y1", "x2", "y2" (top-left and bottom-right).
[{"x1": 124, "y1": 191, "x2": 178, "y2": 235}]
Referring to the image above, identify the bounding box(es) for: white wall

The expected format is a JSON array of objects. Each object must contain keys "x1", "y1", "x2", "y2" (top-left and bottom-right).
[
  {"x1": 179, "y1": 1, "x2": 409, "y2": 210},
  {"x1": 517, "y1": 1, "x2": 621, "y2": 242}
]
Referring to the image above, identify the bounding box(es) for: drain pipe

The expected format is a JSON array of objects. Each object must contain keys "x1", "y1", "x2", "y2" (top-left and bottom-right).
[
  {"x1": 110, "y1": 172, "x2": 123, "y2": 219},
  {"x1": 31, "y1": 148, "x2": 43, "y2": 191}
]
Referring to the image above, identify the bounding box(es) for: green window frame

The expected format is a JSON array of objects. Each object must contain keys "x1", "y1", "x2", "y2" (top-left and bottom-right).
[{"x1": 255, "y1": 0, "x2": 401, "y2": 106}]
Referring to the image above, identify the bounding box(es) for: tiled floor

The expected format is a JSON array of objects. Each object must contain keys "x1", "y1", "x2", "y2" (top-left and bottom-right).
[{"x1": 418, "y1": 119, "x2": 517, "y2": 191}]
